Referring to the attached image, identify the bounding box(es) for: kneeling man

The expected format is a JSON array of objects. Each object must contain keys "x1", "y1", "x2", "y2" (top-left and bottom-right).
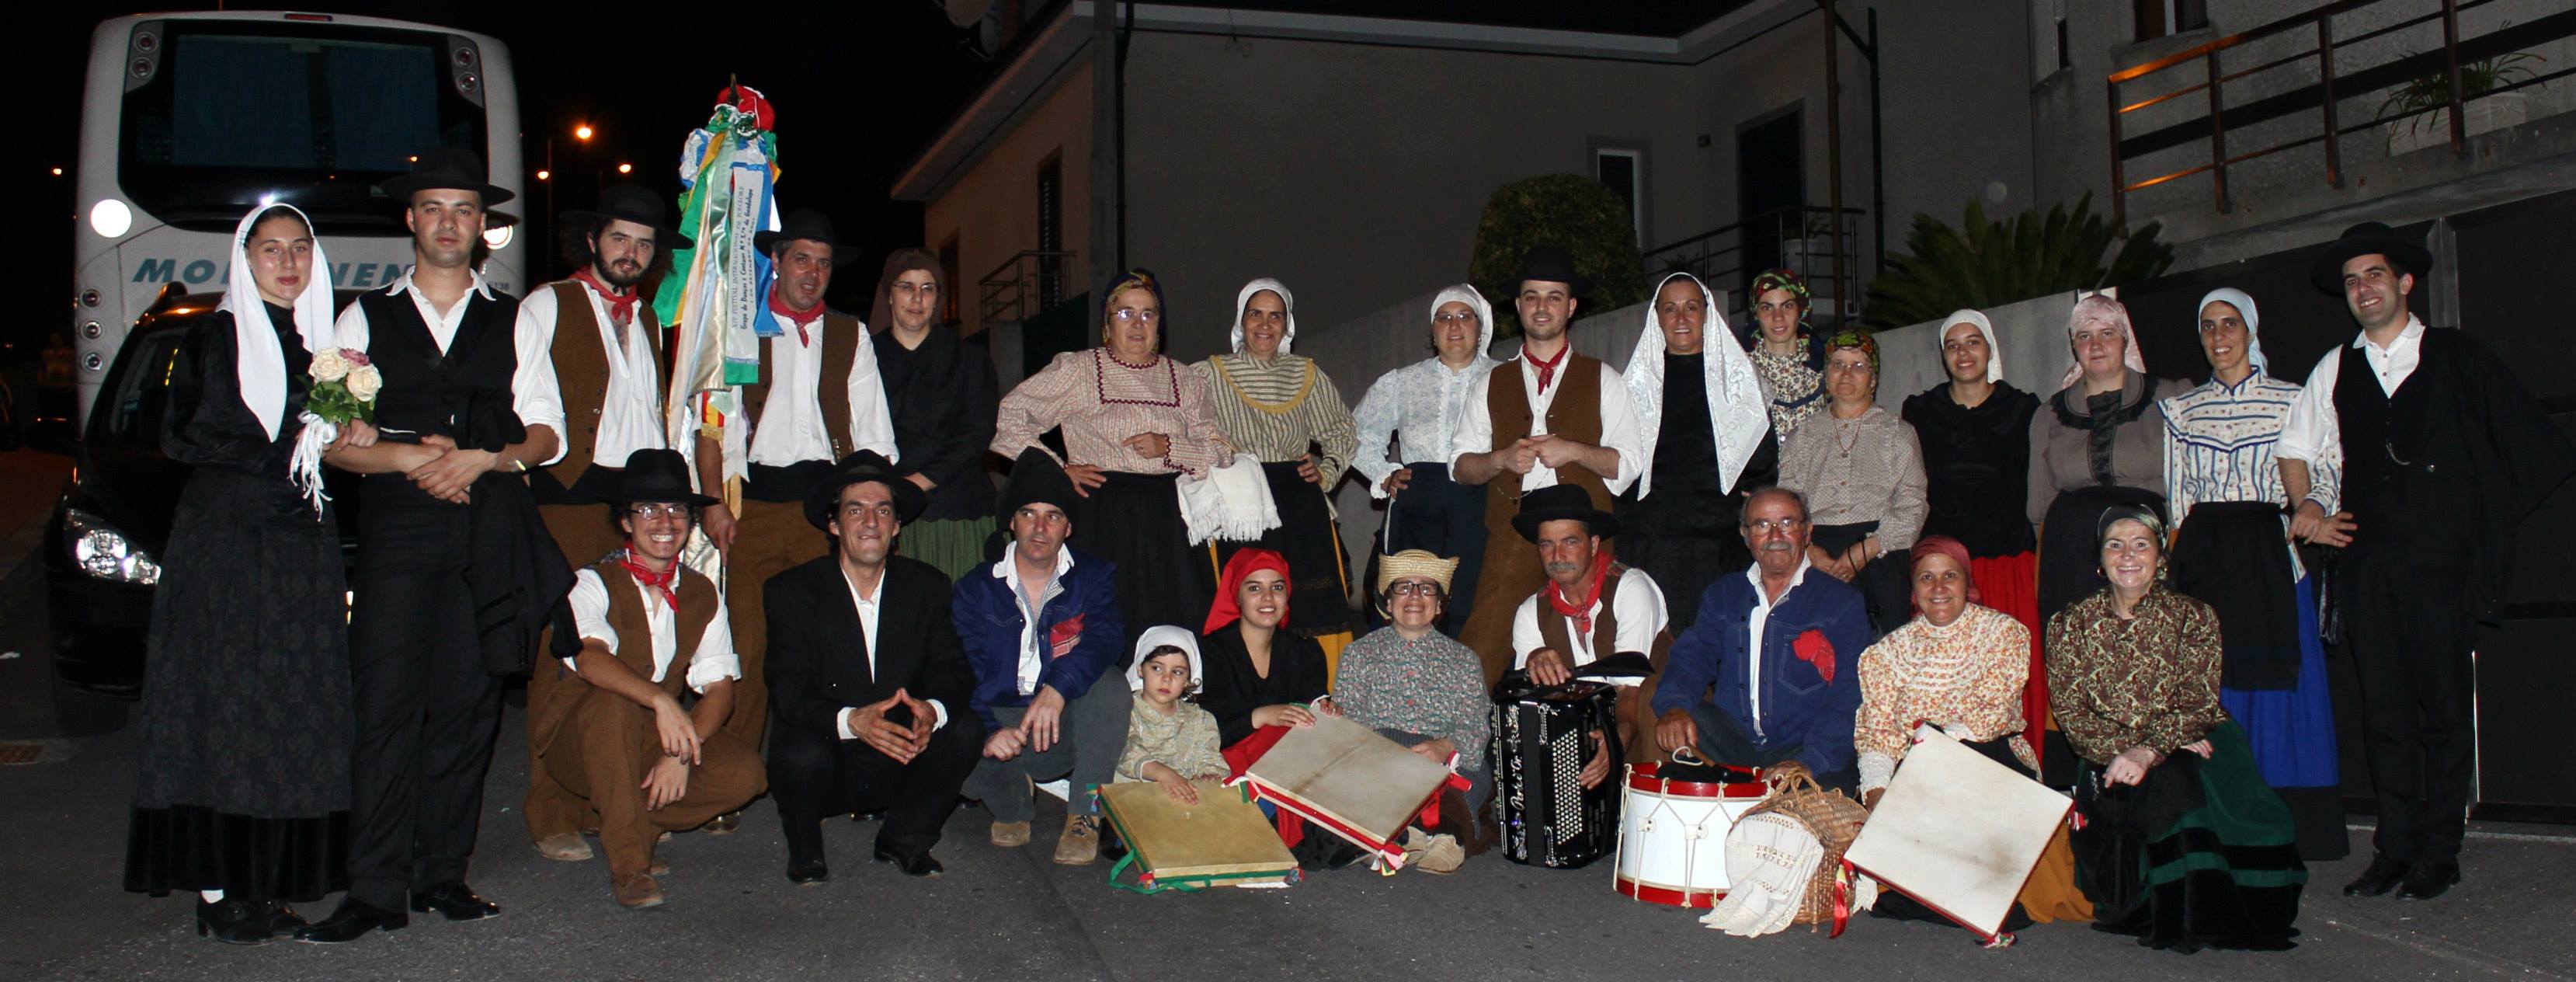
[
  {"x1": 531, "y1": 449, "x2": 765, "y2": 909},
  {"x1": 1508, "y1": 484, "x2": 1670, "y2": 788}
]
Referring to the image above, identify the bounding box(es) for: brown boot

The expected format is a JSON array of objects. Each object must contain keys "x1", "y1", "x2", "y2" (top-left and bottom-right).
[
  {"x1": 613, "y1": 873, "x2": 665, "y2": 909},
  {"x1": 1054, "y1": 813, "x2": 1102, "y2": 865}
]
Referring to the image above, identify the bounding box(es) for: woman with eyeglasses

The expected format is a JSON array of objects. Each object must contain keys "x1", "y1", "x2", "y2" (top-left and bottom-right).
[
  {"x1": 1776, "y1": 330, "x2": 1926, "y2": 636},
  {"x1": 1329, "y1": 549, "x2": 1488, "y2": 870},
  {"x1": 990, "y1": 269, "x2": 1228, "y2": 646},
  {"x1": 1351, "y1": 285, "x2": 1502, "y2": 636}
]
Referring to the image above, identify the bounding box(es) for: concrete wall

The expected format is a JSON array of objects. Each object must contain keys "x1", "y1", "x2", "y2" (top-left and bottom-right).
[
  {"x1": 1873, "y1": 289, "x2": 2092, "y2": 404},
  {"x1": 921, "y1": 61, "x2": 1096, "y2": 338}
]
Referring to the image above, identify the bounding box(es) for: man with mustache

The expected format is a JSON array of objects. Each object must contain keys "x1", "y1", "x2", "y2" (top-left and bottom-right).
[
  {"x1": 1651, "y1": 488, "x2": 1869, "y2": 793},
  {"x1": 518, "y1": 185, "x2": 695, "y2": 862},
  {"x1": 2275, "y1": 222, "x2": 2574, "y2": 901},
  {"x1": 1506, "y1": 483, "x2": 1669, "y2": 788}
]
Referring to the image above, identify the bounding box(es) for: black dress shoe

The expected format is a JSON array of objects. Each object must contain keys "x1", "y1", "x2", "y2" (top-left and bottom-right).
[
  {"x1": 294, "y1": 899, "x2": 407, "y2": 944},
  {"x1": 408, "y1": 882, "x2": 500, "y2": 921},
  {"x1": 2341, "y1": 855, "x2": 2411, "y2": 897},
  {"x1": 196, "y1": 897, "x2": 274, "y2": 945},
  {"x1": 872, "y1": 848, "x2": 944, "y2": 878},
  {"x1": 263, "y1": 901, "x2": 309, "y2": 934},
  {"x1": 786, "y1": 856, "x2": 830, "y2": 885},
  {"x1": 2397, "y1": 862, "x2": 2460, "y2": 900}
]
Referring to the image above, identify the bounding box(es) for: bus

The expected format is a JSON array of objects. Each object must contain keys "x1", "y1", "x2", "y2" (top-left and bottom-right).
[{"x1": 71, "y1": 11, "x2": 523, "y2": 427}]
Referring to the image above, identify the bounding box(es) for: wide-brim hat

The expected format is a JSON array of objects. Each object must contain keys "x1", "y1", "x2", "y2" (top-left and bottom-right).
[
  {"x1": 563, "y1": 184, "x2": 693, "y2": 250},
  {"x1": 804, "y1": 451, "x2": 926, "y2": 529},
  {"x1": 755, "y1": 208, "x2": 853, "y2": 259},
  {"x1": 2308, "y1": 221, "x2": 2432, "y2": 293},
  {"x1": 1514, "y1": 243, "x2": 1593, "y2": 296},
  {"x1": 1375, "y1": 549, "x2": 1461, "y2": 595},
  {"x1": 998, "y1": 447, "x2": 1079, "y2": 521},
  {"x1": 378, "y1": 147, "x2": 516, "y2": 207},
  {"x1": 610, "y1": 448, "x2": 719, "y2": 507},
  {"x1": 1510, "y1": 483, "x2": 1619, "y2": 542}
]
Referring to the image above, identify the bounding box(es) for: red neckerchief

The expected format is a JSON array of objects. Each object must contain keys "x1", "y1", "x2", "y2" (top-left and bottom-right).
[
  {"x1": 618, "y1": 552, "x2": 680, "y2": 611},
  {"x1": 1548, "y1": 558, "x2": 1616, "y2": 637},
  {"x1": 571, "y1": 268, "x2": 637, "y2": 329},
  {"x1": 769, "y1": 291, "x2": 825, "y2": 346},
  {"x1": 1524, "y1": 342, "x2": 1571, "y2": 393}
]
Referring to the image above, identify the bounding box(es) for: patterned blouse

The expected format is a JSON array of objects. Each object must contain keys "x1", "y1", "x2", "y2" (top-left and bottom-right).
[
  {"x1": 1750, "y1": 345, "x2": 1825, "y2": 437},
  {"x1": 1116, "y1": 698, "x2": 1230, "y2": 782},
  {"x1": 1854, "y1": 604, "x2": 2036, "y2": 792},
  {"x1": 2161, "y1": 372, "x2": 2344, "y2": 575},
  {"x1": 992, "y1": 348, "x2": 1230, "y2": 477},
  {"x1": 1778, "y1": 404, "x2": 1929, "y2": 550},
  {"x1": 1351, "y1": 353, "x2": 1500, "y2": 498},
  {"x1": 1331, "y1": 625, "x2": 1491, "y2": 758},
  {"x1": 1198, "y1": 352, "x2": 1360, "y2": 490},
  {"x1": 2043, "y1": 586, "x2": 2230, "y2": 765}
]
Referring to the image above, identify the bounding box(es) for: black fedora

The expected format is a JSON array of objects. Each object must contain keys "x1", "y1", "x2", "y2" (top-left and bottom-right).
[
  {"x1": 2308, "y1": 221, "x2": 2433, "y2": 293},
  {"x1": 1514, "y1": 244, "x2": 1592, "y2": 296},
  {"x1": 804, "y1": 451, "x2": 926, "y2": 529},
  {"x1": 563, "y1": 184, "x2": 693, "y2": 250},
  {"x1": 378, "y1": 147, "x2": 516, "y2": 207},
  {"x1": 997, "y1": 447, "x2": 1079, "y2": 521},
  {"x1": 1510, "y1": 483, "x2": 1619, "y2": 543},
  {"x1": 754, "y1": 208, "x2": 853, "y2": 259},
  {"x1": 609, "y1": 448, "x2": 719, "y2": 507}
]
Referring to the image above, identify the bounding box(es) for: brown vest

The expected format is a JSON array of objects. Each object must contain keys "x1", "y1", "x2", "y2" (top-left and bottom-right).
[
  {"x1": 542, "y1": 281, "x2": 664, "y2": 487},
  {"x1": 739, "y1": 312, "x2": 862, "y2": 461},
  {"x1": 530, "y1": 557, "x2": 721, "y2": 754},
  {"x1": 1481, "y1": 353, "x2": 1613, "y2": 531},
  {"x1": 1531, "y1": 562, "x2": 1674, "y2": 673}
]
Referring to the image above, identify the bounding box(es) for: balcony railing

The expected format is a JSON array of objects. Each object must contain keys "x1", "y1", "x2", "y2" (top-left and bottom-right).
[
  {"x1": 1641, "y1": 205, "x2": 1866, "y2": 322},
  {"x1": 979, "y1": 249, "x2": 1080, "y2": 324}
]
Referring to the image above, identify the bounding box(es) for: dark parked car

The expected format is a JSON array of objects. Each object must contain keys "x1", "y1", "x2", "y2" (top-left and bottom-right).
[{"x1": 45, "y1": 290, "x2": 363, "y2": 713}]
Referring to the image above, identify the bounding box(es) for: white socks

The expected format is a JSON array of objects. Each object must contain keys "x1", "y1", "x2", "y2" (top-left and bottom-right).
[{"x1": 200, "y1": 890, "x2": 224, "y2": 903}]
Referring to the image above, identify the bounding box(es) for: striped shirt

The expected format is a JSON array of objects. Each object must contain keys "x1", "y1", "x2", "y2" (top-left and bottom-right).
[
  {"x1": 1196, "y1": 353, "x2": 1358, "y2": 489},
  {"x1": 2161, "y1": 371, "x2": 2341, "y2": 574}
]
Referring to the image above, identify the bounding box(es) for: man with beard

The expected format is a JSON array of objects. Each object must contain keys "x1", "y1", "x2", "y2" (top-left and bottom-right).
[
  {"x1": 1449, "y1": 246, "x2": 1644, "y2": 683},
  {"x1": 1507, "y1": 484, "x2": 1669, "y2": 783},
  {"x1": 2276, "y1": 221, "x2": 2574, "y2": 901},
  {"x1": 520, "y1": 185, "x2": 694, "y2": 862}
]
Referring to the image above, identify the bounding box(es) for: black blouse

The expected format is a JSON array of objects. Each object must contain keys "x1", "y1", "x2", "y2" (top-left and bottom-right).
[
  {"x1": 874, "y1": 326, "x2": 1000, "y2": 521},
  {"x1": 1627, "y1": 353, "x2": 1780, "y2": 533},
  {"x1": 1900, "y1": 381, "x2": 2039, "y2": 557},
  {"x1": 1197, "y1": 625, "x2": 1330, "y2": 747}
]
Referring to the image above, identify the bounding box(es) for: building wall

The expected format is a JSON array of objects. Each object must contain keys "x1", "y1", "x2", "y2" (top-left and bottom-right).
[{"x1": 921, "y1": 61, "x2": 1096, "y2": 338}]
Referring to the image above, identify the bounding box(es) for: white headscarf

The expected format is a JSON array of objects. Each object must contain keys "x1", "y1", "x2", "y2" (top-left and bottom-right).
[
  {"x1": 216, "y1": 203, "x2": 335, "y2": 439},
  {"x1": 1229, "y1": 278, "x2": 1297, "y2": 356},
  {"x1": 1625, "y1": 272, "x2": 1771, "y2": 497},
  {"x1": 1430, "y1": 283, "x2": 1494, "y2": 359},
  {"x1": 1125, "y1": 624, "x2": 1205, "y2": 691},
  {"x1": 1937, "y1": 309, "x2": 2004, "y2": 384},
  {"x1": 2195, "y1": 287, "x2": 2267, "y2": 376},
  {"x1": 2058, "y1": 293, "x2": 2149, "y2": 389}
]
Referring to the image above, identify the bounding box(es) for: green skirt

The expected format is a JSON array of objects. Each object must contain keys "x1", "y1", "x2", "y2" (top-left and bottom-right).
[
  {"x1": 2071, "y1": 721, "x2": 2307, "y2": 952},
  {"x1": 903, "y1": 516, "x2": 995, "y2": 580}
]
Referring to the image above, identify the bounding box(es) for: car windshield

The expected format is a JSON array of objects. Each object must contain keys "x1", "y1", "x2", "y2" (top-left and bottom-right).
[{"x1": 91, "y1": 326, "x2": 186, "y2": 451}]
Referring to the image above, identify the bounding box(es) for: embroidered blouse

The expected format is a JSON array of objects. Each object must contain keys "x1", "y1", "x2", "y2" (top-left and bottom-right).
[
  {"x1": 1351, "y1": 353, "x2": 1500, "y2": 497},
  {"x1": 1332, "y1": 626, "x2": 1491, "y2": 757},
  {"x1": 2043, "y1": 586, "x2": 2230, "y2": 765},
  {"x1": 1197, "y1": 352, "x2": 1359, "y2": 489},
  {"x1": 1854, "y1": 604, "x2": 2035, "y2": 792},
  {"x1": 1778, "y1": 404, "x2": 1929, "y2": 550},
  {"x1": 992, "y1": 348, "x2": 1230, "y2": 477}
]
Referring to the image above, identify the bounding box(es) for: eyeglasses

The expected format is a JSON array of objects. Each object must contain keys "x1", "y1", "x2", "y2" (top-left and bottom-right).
[
  {"x1": 1110, "y1": 308, "x2": 1160, "y2": 325},
  {"x1": 1387, "y1": 581, "x2": 1443, "y2": 597},
  {"x1": 1745, "y1": 517, "x2": 1806, "y2": 534},
  {"x1": 627, "y1": 503, "x2": 692, "y2": 520},
  {"x1": 1433, "y1": 312, "x2": 1480, "y2": 325}
]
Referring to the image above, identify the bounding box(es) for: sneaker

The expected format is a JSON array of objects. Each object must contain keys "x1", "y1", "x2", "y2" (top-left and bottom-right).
[
  {"x1": 991, "y1": 820, "x2": 1032, "y2": 848},
  {"x1": 1055, "y1": 813, "x2": 1102, "y2": 865}
]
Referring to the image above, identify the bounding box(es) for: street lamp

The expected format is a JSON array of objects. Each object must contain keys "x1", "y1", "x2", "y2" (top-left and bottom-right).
[
  {"x1": 544, "y1": 123, "x2": 597, "y2": 280},
  {"x1": 617, "y1": 162, "x2": 633, "y2": 175},
  {"x1": 575, "y1": 124, "x2": 594, "y2": 141}
]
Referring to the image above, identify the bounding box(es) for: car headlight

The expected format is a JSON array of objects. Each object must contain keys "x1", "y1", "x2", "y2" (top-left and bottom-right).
[{"x1": 64, "y1": 509, "x2": 161, "y2": 584}]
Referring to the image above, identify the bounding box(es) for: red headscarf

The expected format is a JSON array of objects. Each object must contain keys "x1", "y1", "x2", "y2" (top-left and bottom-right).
[
  {"x1": 1205, "y1": 548, "x2": 1292, "y2": 634},
  {"x1": 1907, "y1": 535, "x2": 1980, "y2": 612}
]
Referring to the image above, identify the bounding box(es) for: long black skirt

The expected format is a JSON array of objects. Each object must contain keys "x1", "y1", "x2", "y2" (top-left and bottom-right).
[
  {"x1": 2036, "y1": 486, "x2": 2165, "y2": 625},
  {"x1": 1811, "y1": 521, "x2": 1910, "y2": 638},
  {"x1": 1616, "y1": 482, "x2": 1750, "y2": 634},
  {"x1": 2070, "y1": 723, "x2": 2306, "y2": 952},
  {"x1": 1075, "y1": 471, "x2": 1215, "y2": 656},
  {"x1": 1364, "y1": 461, "x2": 1487, "y2": 635},
  {"x1": 1219, "y1": 461, "x2": 1354, "y2": 639},
  {"x1": 2169, "y1": 502, "x2": 2302, "y2": 691}
]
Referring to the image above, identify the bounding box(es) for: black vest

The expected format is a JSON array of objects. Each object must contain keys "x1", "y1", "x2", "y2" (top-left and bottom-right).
[
  {"x1": 358, "y1": 283, "x2": 524, "y2": 505},
  {"x1": 2333, "y1": 329, "x2": 2460, "y2": 552}
]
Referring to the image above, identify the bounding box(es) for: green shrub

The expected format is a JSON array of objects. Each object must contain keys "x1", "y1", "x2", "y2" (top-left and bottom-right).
[
  {"x1": 1862, "y1": 193, "x2": 2173, "y2": 329},
  {"x1": 1469, "y1": 175, "x2": 1650, "y2": 337}
]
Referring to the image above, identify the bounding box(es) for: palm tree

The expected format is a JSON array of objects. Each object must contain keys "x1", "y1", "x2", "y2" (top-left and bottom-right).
[{"x1": 1863, "y1": 193, "x2": 2173, "y2": 329}]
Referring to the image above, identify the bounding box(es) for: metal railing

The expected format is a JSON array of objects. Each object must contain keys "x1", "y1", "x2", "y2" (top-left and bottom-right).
[
  {"x1": 2106, "y1": 0, "x2": 2575, "y2": 224},
  {"x1": 978, "y1": 249, "x2": 1080, "y2": 324},
  {"x1": 1642, "y1": 205, "x2": 1866, "y2": 322}
]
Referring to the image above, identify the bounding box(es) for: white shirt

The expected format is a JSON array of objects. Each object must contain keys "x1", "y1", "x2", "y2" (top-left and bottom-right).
[
  {"x1": 991, "y1": 546, "x2": 1076, "y2": 696},
  {"x1": 564, "y1": 567, "x2": 739, "y2": 693},
  {"x1": 1510, "y1": 566, "x2": 1668, "y2": 688},
  {"x1": 1448, "y1": 357, "x2": 1644, "y2": 494},
  {"x1": 835, "y1": 566, "x2": 950, "y2": 740},
  {"x1": 747, "y1": 320, "x2": 899, "y2": 467},
  {"x1": 519, "y1": 280, "x2": 666, "y2": 467},
  {"x1": 1743, "y1": 557, "x2": 1815, "y2": 739},
  {"x1": 2278, "y1": 315, "x2": 2427, "y2": 507},
  {"x1": 332, "y1": 268, "x2": 566, "y2": 449},
  {"x1": 1351, "y1": 354, "x2": 1500, "y2": 497}
]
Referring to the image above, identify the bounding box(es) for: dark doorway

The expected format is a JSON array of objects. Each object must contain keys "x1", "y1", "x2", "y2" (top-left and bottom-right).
[
  {"x1": 1037, "y1": 155, "x2": 1064, "y2": 308},
  {"x1": 1736, "y1": 107, "x2": 1804, "y2": 301}
]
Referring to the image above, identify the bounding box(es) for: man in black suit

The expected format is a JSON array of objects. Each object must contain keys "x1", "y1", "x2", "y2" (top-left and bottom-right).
[{"x1": 763, "y1": 451, "x2": 985, "y2": 883}]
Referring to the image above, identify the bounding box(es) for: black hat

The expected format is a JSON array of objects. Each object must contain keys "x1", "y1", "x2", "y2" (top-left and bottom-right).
[
  {"x1": 754, "y1": 208, "x2": 853, "y2": 259},
  {"x1": 2308, "y1": 221, "x2": 2433, "y2": 293},
  {"x1": 378, "y1": 147, "x2": 516, "y2": 207},
  {"x1": 564, "y1": 184, "x2": 694, "y2": 250},
  {"x1": 1514, "y1": 244, "x2": 1592, "y2": 296},
  {"x1": 610, "y1": 448, "x2": 720, "y2": 507},
  {"x1": 804, "y1": 451, "x2": 925, "y2": 529},
  {"x1": 1510, "y1": 483, "x2": 1619, "y2": 542},
  {"x1": 998, "y1": 447, "x2": 1079, "y2": 521}
]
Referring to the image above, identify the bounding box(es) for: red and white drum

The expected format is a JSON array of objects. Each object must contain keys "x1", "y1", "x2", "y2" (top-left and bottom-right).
[{"x1": 1612, "y1": 761, "x2": 1769, "y2": 907}]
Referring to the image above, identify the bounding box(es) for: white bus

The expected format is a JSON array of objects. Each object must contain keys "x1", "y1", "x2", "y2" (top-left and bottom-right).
[{"x1": 71, "y1": 11, "x2": 523, "y2": 426}]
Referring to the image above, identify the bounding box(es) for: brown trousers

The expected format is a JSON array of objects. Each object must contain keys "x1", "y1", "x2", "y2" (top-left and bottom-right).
[
  {"x1": 523, "y1": 503, "x2": 636, "y2": 844},
  {"x1": 545, "y1": 688, "x2": 766, "y2": 881},
  {"x1": 723, "y1": 496, "x2": 833, "y2": 749}
]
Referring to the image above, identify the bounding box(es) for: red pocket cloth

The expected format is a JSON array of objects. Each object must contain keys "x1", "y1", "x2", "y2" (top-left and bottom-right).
[
  {"x1": 1792, "y1": 629, "x2": 1837, "y2": 686},
  {"x1": 1047, "y1": 614, "x2": 1084, "y2": 659}
]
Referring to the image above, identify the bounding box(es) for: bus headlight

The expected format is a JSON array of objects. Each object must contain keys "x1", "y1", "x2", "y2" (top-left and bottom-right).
[
  {"x1": 65, "y1": 509, "x2": 162, "y2": 584},
  {"x1": 481, "y1": 225, "x2": 513, "y2": 250},
  {"x1": 89, "y1": 199, "x2": 134, "y2": 239}
]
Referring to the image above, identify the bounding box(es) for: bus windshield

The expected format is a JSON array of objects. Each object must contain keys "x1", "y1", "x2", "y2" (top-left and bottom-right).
[{"x1": 117, "y1": 21, "x2": 486, "y2": 235}]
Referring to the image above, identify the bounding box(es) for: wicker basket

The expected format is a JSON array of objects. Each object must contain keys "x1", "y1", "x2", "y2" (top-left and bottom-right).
[{"x1": 1740, "y1": 764, "x2": 1871, "y2": 932}]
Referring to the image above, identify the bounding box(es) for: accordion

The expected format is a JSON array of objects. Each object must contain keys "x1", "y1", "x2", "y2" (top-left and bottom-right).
[{"x1": 1491, "y1": 674, "x2": 1626, "y2": 869}]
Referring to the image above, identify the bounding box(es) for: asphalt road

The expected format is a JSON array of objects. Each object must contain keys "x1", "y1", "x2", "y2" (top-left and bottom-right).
[{"x1": 2, "y1": 447, "x2": 2571, "y2": 980}]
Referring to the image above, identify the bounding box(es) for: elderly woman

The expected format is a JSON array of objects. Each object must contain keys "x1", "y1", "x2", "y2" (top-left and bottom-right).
[
  {"x1": 2159, "y1": 287, "x2": 2344, "y2": 862},
  {"x1": 2028, "y1": 294, "x2": 2188, "y2": 625},
  {"x1": 1740, "y1": 267, "x2": 1830, "y2": 437},
  {"x1": 1199, "y1": 279, "x2": 1361, "y2": 655},
  {"x1": 992, "y1": 270, "x2": 1228, "y2": 645},
  {"x1": 1352, "y1": 285, "x2": 1501, "y2": 632},
  {"x1": 1618, "y1": 272, "x2": 1777, "y2": 631},
  {"x1": 1778, "y1": 330, "x2": 1926, "y2": 635},
  {"x1": 1333, "y1": 549, "x2": 1490, "y2": 872},
  {"x1": 2046, "y1": 507, "x2": 2307, "y2": 952}
]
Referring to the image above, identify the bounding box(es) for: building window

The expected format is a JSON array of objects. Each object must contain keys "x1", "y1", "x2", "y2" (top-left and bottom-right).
[
  {"x1": 938, "y1": 236, "x2": 961, "y2": 326},
  {"x1": 1036, "y1": 155, "x2": 1063, "y2": 308},
  {"x1": 2133, "y1": 0, "x2": 2206, "y2": 42},
  {"x1": 1594, "y1": 147, "x2": 1644, "y2": 247}
]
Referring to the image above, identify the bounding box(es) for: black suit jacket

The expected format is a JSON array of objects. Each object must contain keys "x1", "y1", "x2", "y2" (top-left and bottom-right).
[{"x1": 763, "y1": 554, "x2": 979, "y2": 742}]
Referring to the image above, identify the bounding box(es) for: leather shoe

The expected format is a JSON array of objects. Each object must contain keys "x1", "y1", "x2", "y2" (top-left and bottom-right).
[
  {"x1": 408, "y1": 882, "x2": 500, "y2": 921},
  {"x1": 196, "y1": 897, "x2": 274, "y2": 945},
  {"x1": 2341, "y1": 855, "x2": 2410, "y2": 897},
  {"x1": 874, "y1": 848, "x2": 944, "y2": 878},
  {"x1": 294, "y1": 899, "x2": 407, "y2": 944},
  {"x1": 613, "y1": 872, "x2": 666, "y2": 909},
  {"x1": 263, "y1": 901, "x2": 309, "y2": 934},
  {"x1": 786, "y1": 856, "x2": 830, "y2": 885},
  {"x1": 2397, "y1": 862, "x2": 2460, "y2": 900}
]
